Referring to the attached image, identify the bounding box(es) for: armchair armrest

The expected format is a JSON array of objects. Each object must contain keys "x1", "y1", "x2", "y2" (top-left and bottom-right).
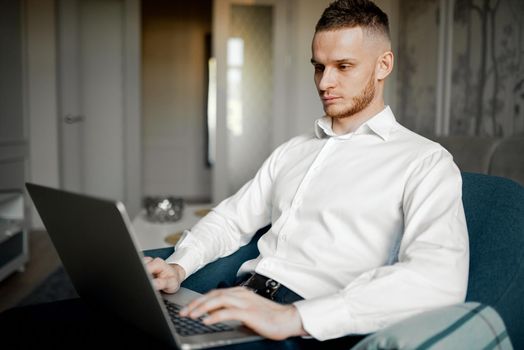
[{"x1": 352, "y1": 302, "x2": 513, "y2": 350}]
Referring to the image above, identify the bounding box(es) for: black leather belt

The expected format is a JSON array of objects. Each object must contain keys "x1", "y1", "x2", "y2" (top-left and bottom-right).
[{"x1": 240, "y1": 273, "x2": 281, "y2": 300}]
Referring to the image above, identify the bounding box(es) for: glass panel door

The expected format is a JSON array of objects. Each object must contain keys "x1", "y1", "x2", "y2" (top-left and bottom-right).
[
  {"x1": 226, "y1": 4, "x2": 273, "y2": 194},
  {"x1": 212, "y1": 0, "x2": 287, "y2": 202}
]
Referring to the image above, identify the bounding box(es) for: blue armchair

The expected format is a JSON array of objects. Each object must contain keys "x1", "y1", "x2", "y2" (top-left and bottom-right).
[{"x1": 143, "y1": 172, "x2": 524, "y2": 349}]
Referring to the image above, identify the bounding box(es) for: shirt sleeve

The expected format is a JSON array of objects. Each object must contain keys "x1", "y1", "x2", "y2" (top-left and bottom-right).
[
  {"x1": 294, "y1": 149, "x2": 469, "y2": 340},
  {"x1": 165, "y1": 140, "x2": 291, "y2": 277}
]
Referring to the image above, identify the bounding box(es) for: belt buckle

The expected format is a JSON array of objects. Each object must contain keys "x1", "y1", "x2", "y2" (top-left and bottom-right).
[
  {"x1": 264, "y1": 278, "x2": 281, "y2": 300},
  {"x1": 241, "y1": 274, "x2": 281, "y2": 300}
]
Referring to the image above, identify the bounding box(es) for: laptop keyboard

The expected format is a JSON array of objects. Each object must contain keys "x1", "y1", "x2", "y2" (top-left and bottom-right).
[{"x1": 164, "y1": 300, "x2": 235, "y2": 336}]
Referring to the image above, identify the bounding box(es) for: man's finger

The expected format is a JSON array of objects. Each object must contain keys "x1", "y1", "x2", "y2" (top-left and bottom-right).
[
  {"x1": 152, "y1": 277, "x2": 167, "y2": 291},
  {"x1": 152, "y1": 277, "x2": 180, "y2": 293},
  {"x1": 144, "y1": 257, "x2": 169, "y2": 275},
  {"x1": 181, "y1": 288, "x2": 249, "y2": 317},
  {"x1": 190, "y1": 294, "x2": 247, "y2": 319},
  {"x1": 180, "y1": 292, "x2": 218, "y2": 317},
  {"x1": 202, "y1": 307, "x2": 246, "y2": 325}
]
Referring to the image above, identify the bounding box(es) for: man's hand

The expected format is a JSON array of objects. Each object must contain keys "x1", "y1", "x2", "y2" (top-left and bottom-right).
[
  {"x1": 180, "y1": 287, "x2": 308, "y2": 340},
  {"x1": 143, "y1": 257, "x2": 186, "y2": 294}
]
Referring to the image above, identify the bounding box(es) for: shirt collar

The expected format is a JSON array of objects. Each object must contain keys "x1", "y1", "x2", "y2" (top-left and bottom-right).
[{"x1": 314, "y1": 106, "x2": 396, "y2": 141}]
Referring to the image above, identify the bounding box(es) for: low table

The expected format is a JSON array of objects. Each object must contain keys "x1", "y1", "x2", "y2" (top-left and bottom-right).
[{"x1": 131, "y1": 203, "x2": 212, "y2": 250}]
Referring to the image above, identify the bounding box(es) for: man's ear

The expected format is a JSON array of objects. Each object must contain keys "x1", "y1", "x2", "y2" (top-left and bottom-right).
[{"x1": 376, "y1": 51, "x2": 394, "y2": 81}]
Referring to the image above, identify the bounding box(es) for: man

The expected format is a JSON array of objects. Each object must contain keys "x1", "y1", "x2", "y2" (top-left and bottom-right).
[{"x1": 145, "y1": 0, "x2": 469, "y2": 343}]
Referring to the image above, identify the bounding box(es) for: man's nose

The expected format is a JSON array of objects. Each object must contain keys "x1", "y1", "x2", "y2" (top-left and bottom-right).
[{"x1": 318, "y1": 68, "x2": 336, "y2": 91}]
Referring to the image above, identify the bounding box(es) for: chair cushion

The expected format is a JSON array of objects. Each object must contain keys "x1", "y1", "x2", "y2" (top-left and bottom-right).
[
  {"x1": 461, "y1": 172, "x2": 524, "y2": 350},
  {"x1": 352, "y1": 302, "x2": 512, "y2": 350}
]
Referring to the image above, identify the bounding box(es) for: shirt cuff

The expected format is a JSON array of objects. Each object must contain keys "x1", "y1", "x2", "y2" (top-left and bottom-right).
[
  {"x1": 165, "y1": 230, "x2": 203, "y2": 278},
  {"x1": 293, "y1": 293, "x2": 353, "y2": 341}
]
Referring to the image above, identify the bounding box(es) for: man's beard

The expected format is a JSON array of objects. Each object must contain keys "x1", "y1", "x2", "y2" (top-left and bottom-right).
[{"x1": 325, "y1": 74, "x2": 376, "y2": 119}]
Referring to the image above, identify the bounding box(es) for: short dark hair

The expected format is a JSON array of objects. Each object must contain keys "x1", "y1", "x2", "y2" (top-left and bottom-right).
[{"x1": 315, "y1": 0, "x2": 390, "y2": 40}]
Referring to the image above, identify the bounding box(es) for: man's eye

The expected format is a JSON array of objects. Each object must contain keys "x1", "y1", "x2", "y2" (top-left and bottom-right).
[
  {"x1": 314, "y1": 65, "x2": 324, "y2": 72},
  {"x1": 339, "y1": 64, "x2": 351, "y2": 70}
]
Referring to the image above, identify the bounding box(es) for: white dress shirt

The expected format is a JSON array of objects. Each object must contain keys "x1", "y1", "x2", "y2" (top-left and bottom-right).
[{"x1": 167, "y1": 106, "x2": 469, "y2": 340}]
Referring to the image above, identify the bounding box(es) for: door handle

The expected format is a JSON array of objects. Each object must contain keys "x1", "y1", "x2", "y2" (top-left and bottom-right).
[{"x1": 63, "y1": 114, "x2": 85, "y2": 124}]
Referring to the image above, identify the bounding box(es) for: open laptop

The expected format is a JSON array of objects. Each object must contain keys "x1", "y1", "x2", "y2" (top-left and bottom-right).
[{"x1": 26, "y1": 183, "x2": 262, "y2": 349}]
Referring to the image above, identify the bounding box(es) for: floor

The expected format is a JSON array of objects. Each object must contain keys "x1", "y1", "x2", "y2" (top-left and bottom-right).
[{"x1": 0, "y1": 230, "x2": 61, "y2": 313}]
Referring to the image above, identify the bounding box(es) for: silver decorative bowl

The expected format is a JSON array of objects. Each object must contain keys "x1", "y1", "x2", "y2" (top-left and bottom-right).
[{"x1": 143, "y1": 196, "x2": 184, "y2": 223}]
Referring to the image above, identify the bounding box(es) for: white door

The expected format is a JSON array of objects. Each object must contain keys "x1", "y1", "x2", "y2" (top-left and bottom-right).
[
  {"x1": 212, "y1": 0, "x2": 289, "y2": 203},
  {"x1": 57, "y1": 0, "x2": 141, "y2": 216}
]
